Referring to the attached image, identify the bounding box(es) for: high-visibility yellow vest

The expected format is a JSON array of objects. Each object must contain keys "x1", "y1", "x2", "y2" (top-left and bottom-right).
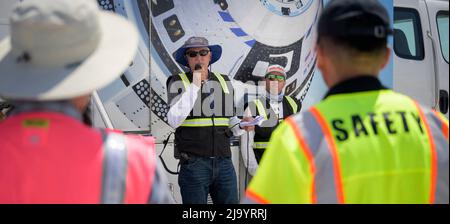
[
  {"x1": 252, "y1": 96, "x2": 300, "y2": 151},
  {"x1": 246, "y1": 90, "x2": 449, "y2": 204}
]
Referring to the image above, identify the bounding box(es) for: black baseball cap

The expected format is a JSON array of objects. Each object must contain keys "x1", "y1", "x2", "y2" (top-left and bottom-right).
[{"x1": 318, "y1": 0, "x2": 393, "y2": 40}]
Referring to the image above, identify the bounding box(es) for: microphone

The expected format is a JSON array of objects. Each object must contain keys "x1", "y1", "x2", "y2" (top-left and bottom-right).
[
  {"x1": 194, "y1": 63, "x2": 202, "y2": 71},
  {"x1": 192, "y1": 64, "x2": 203, "y2": 87}
]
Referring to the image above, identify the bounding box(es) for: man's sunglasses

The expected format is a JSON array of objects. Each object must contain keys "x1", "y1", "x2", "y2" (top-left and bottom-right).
[
  {"x1": 266, "y1": 74, "x2": 286, "y2": 81},
  {"x1": 185, "y1": 49, "x2": 210, "y2": 58}
]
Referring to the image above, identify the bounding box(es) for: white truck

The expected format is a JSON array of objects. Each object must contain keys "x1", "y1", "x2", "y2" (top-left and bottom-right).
[{"x1": 394, "y1": 0, "x2": 449, "y2": 118}]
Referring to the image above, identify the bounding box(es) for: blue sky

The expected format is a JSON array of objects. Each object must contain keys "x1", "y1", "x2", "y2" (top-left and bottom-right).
[{"x1": 303, "y1": 0, "x2": 394, "y2": 109}]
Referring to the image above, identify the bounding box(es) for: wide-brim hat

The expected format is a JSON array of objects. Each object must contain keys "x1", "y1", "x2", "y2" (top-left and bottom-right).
[
  {"x1": 175, "y1": 36, "x2": 222, "y2": 67},
  {"x1": 0, "y1": 0, "x2": 138, "y2": 101}
]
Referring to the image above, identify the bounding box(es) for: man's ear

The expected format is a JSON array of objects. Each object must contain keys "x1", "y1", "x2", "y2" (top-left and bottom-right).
[
  {"x1": 316, "y1": 44, "x2": 325, "y2": 72},
  {"x1": 380, "y1": 47, "x2": 391, "y2": 70},
  {"x1": 315, "y1": 42, "x2": 334, "y2": 88}
]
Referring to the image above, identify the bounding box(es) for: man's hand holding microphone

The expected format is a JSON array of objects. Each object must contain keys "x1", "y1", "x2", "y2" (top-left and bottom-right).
[{"x1": 193, "y1": 63, "x2": 205, "y2": 87}]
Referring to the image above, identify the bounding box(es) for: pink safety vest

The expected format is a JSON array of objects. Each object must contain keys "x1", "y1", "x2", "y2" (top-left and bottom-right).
[{"x1": 0, "y1": 111, "x2": 156, "y2": 204}]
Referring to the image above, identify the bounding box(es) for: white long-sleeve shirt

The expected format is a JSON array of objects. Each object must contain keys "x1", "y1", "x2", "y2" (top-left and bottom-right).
[
  {"x1": 167, "y1": 83, "x2": 199, "y2": 129},
  {"x1": 167, "y1": 82, "x2": 245, "y2": 137},
  {"x1": 240, "y1": 107, "x2": 258, "y2": 176},
  {"x1": 240, "y1": 98, "x2": 285, "y2": 176}
]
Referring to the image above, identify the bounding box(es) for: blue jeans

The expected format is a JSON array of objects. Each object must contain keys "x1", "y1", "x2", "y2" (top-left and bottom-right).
[{"x1": 178, "y1": 155, "x2": 238, "y2": 204}]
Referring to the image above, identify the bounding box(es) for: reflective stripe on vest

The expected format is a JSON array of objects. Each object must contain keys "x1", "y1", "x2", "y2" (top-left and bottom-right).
[
  {"x1": 285, "y1": 96, "x2": 299, "y2": 114},
  {"x1": 212, "y1": 72, "x2": 230, "y2": 94},
  {"x1": 413, "y1": 102, "x2": 438, "y2": 204},
  {"x1": 178, "y1": 73, "x2": 190, "y2": 90},
  {"x1": 101, "y1": 131, "x2": 128, "y2": 204},
  {"x1": 254, "y1": 142, "x2": 269, "y2": 149},
  {"x1": 432, "y1": 110, "x2": 449, "y2": 141},
  {"x1": 177, "y1": 72, "x2": 229, "y2": 94},
  {"x1": 254, "y1": 100, "x2": 268, "y2": 120},
  {"x1": 245, "y1": 189, "x2": 270, "y2": 204},
  {"x1": 284, "y1": 110, "x2": 343, "y2": 204},
  {"x1": 309, "y1": 108, "x2": 345, "y2": 204},
  {"x1": 180, "y1": 118, "x2": 230, "y2": 127},
  {"x1": 426, "y1": 110, "x2": 449, "y2": 204}
]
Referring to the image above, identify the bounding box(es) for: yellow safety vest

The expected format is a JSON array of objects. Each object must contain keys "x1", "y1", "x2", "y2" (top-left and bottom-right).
[
  {"x1": 246, "y1": 90, "x2": 449, "y2": 204},
  {"x1": 253, "y1": 96, "x2": 299, "y2": 149}
]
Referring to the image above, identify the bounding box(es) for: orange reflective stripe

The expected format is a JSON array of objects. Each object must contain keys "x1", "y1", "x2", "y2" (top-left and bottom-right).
[
  {"x1": 286, "y1": 117, "x2": 317, "y2": 204},
  {"x1": 245, "y1": 189, "x2": 270, "y2": 204},
  {"x1": 432, "y1": 110, "x2": 449, "y2": 140},
  {"x1": 310, "y1": 107, "x2": 345, "y2": 204},
  {"x1": 414, "y1": 103, "x2": 437, "y2": 204}
]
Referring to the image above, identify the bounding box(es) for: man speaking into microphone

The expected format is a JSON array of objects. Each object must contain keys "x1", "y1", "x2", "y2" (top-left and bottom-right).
[{"x1": 167, "y1": 36, "x2": 253, "y2": 204}]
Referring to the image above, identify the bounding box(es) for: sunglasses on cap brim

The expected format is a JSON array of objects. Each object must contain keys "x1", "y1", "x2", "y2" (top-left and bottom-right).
[
  {"x1": 265, "y1": 74, "x2": 286, "y2": 81},
  {"x1": 185, "y1": 49, "x2": 210, "y2": 58}
]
